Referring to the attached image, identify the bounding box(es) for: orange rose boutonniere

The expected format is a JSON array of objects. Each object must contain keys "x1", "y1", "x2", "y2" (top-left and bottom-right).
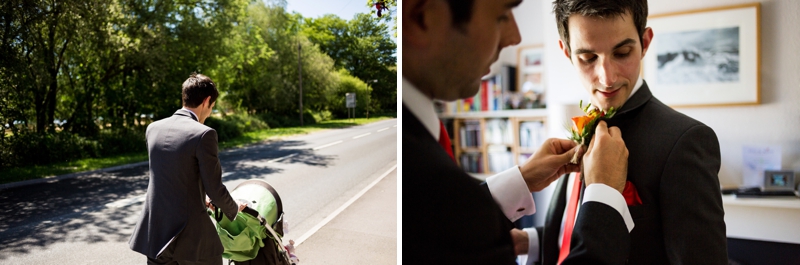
[{"x1": 567, "y1": 100, "x2": 616, "y2": 163}]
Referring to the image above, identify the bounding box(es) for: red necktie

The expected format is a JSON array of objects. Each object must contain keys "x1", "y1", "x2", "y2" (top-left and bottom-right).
[
  {"x1": 438, "y1": 120, "x2": 455, "y2": 162},
  {"x1": 558, "y1": 173, "x2": 582, "y2": 264}
]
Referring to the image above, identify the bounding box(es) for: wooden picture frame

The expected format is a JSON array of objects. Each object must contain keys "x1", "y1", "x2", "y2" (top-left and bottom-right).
[
  {"x1": 515, "y1": 44, "x2": 546, "y2": 109},
  {"x1": 642, "y1": 3, "x2": 761, "y2": 107}
]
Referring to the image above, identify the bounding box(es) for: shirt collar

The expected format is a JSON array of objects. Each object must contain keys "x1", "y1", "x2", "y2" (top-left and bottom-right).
[
  {"x1": 402, "y1": 77, "x2": 440, "y2": 140},
  {"x1": 626, "y1": 75, "x2": 644, "y2": 101},
  {"x1": 181, "y1": 107, "x2": 199, "y2": 122}
]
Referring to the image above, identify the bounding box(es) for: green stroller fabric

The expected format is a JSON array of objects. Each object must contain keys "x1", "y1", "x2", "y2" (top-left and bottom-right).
[
  {"x1": 210, "y1": 179, "x2": 285, "y2": 262},
  {"x1": 213, "y1": 210, "x2": 267, "y2": 261}
]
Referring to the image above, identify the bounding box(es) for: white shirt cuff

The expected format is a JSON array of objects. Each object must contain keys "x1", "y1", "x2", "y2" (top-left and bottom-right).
[
  {"x1": 583, "y1": 183, "x2": 635, "y2": 232},
  {"x1": 486, "y1": 166, "x2": 536, "y2": 221},
  {"x1": 524, "y1": 227, "x2": 540, "y2": 265}
]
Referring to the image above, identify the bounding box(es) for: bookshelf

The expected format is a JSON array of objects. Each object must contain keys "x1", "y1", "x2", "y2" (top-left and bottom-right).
[
  {"x1": 441, "y1": 109, "x2": 548, "y2": 174},
  {"x1": 436, "y1": 66, "x2": 549, "y2": 174}
]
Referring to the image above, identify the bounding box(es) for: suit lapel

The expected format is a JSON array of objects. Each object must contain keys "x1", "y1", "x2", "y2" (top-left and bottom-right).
[{"x1": 612, "y1": 81, "x2": 652, "y2": 117}]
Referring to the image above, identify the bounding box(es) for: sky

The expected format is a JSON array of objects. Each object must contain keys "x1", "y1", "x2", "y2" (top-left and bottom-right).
[{"x1": 286, "y1": 0, "x2": 372, "y2": 20}]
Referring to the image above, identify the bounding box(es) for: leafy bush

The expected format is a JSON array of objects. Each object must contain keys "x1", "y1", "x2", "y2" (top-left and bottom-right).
[
  {"x1": 257, "y1": 112, "x2": 316, "y2": 128},
  {"x1": 205, "y1": 113, "x2": 269, "y2": 142},
  {"x1": 312, "y1": 110, "x2": 333, "y2": 122},
  {"x1": 96, "y1": 129, "x2": 146, "y2": 156},
  {"x1": 329, "y1": 70, "x2": 372, "y2": 119},
  {"x1": 2, "y1": 132, "x2": 101, "y2": 168}
]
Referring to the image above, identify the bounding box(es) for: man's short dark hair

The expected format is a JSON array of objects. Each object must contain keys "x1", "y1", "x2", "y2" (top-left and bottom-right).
[
  {"x1": 553, "y1": 0, "x2": 648, "y2": 55},
  {"x1": 182, "y1": 73, "x2": 218, "y2": 108},
  {"x1": 447, "y1": 0, "x2": 474, "y2": 28}
]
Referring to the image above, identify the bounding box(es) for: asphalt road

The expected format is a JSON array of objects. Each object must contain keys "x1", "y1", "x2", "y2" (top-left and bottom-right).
[{"x1": 0, "y1": 119, "x2": 397, "y2": 264}]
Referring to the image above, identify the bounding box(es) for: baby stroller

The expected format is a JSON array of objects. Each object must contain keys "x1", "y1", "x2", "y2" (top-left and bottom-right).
[{"x1": 209, "y1": 179, "x2": 297, "y2": 265}]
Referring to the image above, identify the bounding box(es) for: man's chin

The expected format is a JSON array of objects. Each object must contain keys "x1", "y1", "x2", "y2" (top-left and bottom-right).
[{"x1": 590, "y1": 100, "x2": 619, "y2": 111}]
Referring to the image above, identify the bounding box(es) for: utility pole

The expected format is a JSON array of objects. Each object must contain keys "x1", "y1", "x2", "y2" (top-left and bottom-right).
[
  {"x1": 368, "y1": 79, "x2": 378, "y2": 120},
  {"x1": 298, "y1": 42, "x2": 303, "y2": 126}
]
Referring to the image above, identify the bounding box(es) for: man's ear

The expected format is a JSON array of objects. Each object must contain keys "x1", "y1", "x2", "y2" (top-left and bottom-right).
[
  {"x1": 202, "y1": 96, "x2": 212, "y2": 109},
  {"x1": 640, "y1": 27, "x2": 654, "y2": 58},
  {"x1": 404, "y1": 0, "x2": 444, "y2": 49},
  {"x1": 558, "y1": 39, "x2": 572, "y2": 62}
]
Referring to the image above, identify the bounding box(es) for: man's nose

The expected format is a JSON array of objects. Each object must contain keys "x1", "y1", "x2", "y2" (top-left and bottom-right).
[
  {"x1": 500, "y1": 12, "x2": 522, "y2": 48},
  {"x1": 596, "y1": 57, "x2": 617, "y2": 88}
]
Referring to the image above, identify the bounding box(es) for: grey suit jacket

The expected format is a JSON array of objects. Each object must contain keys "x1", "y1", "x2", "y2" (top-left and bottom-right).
[{"x1": 129, "y1": 109, "x2": 239, "y2": 261}]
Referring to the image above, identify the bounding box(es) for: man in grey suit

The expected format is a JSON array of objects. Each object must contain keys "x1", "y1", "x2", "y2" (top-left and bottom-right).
[{"x1": 130, "y1": 73, "x2": 246, "y2": 265}]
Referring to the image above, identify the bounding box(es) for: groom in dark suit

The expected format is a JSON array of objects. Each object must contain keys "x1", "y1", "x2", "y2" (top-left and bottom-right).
[
  {"x1": 403, "y1": 0, "x2": 635, "y2": 264},
  {"x1": 515, "y1": 1, "x2": 727, "y2": 264},
  {"x1": 130, "y1": 73, "x2": 246, "y2": 265}
]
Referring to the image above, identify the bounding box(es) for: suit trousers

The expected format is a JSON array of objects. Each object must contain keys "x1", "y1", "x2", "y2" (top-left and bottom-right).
[{"x1": 146, "y1": 233, "x2": 222, "y2": 265}]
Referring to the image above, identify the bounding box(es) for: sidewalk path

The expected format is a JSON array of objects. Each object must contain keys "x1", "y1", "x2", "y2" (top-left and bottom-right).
[{"x1": 293, "y1": 169, "x2": 397, "y2": 264}]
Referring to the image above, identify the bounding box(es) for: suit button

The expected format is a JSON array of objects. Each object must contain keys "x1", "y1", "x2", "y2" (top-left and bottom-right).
[{"x1": 517, "y1": 208, "x2": 525, "y2": 212}]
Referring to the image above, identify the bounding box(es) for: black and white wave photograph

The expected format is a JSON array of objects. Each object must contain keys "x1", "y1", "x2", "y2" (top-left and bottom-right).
[{"x1": 656, "y1": 27, "x2": 740, "y2": 85}]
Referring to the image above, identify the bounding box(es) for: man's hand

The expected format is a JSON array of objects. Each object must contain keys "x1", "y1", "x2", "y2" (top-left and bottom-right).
[
  {"x1": 519, "y1": 138, "x2": 582, "y2": 192},
  {"x1": 583, "y1": 120, "x2": 628, "y2": 193},
  {"x1": 510, "y1": 228, "x2": 529, "y2": 255},
  {"x1": 205, "y1": 196, "x2": 215, "y2": 211},
  {"x1": 238, "y1": 202, "x2": 248, "y2": 212}
]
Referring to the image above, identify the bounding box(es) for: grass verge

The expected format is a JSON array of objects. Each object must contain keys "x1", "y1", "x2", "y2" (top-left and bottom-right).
[{"x1": 0, "y1": 116, "x2": 394, "y2": 185}]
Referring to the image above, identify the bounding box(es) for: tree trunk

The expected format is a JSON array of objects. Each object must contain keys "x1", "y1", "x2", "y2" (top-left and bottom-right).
[{"x1": 35, "y1": 89, "x2": 46, "y2": 133}]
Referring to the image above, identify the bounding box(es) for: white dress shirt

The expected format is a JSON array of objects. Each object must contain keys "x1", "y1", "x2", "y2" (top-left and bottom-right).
[{"x1": 181, "y1": 107, "x2": 199, "y2": 122}]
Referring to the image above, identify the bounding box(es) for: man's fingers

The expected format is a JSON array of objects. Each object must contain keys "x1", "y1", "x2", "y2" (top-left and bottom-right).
[
  {"x1": 553, "y1": 138, "x2": 577, "y2": 153},
  {"x1": 608, "y1": 125, "x2": 622, "y2": 139},
  {"x1": 585, "y1": 133, "x2": 597, "y2": 154},
  {"x1": 595, "y1": 120, "x2": 609, "y2": 137}
]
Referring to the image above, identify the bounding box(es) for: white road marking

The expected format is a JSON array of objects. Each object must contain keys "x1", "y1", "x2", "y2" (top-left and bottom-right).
[
  {"x1": 268, "y1": 153, "x2": 297, "y2": 163},
  {"x1": 294, "y1": 164, "x2": 397, "y2": 247},
  {"x1": 312, "y1": 140, "x2": 343, "y2": 150},
  {"x1": 352, "y1": 133, "x2": 371, "y2": 139},
  {"x1": 377, "y1": 127, "x2": 389, "y2": 132}
]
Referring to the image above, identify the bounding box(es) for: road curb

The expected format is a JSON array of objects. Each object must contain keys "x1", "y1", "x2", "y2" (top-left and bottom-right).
[{"x1": 0, "y1": 161, "x2": 150, "y2": 191}]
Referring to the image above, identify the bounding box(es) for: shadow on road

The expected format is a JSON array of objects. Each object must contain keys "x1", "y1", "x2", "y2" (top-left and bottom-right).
[{"x1": 0, "y1": 139, "x2": 333, "y2": 260}]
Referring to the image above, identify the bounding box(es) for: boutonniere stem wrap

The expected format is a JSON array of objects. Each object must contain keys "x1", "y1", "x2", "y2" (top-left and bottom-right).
[{"x1": 567, "y1": 100, "x2": 616, "y2": 164}]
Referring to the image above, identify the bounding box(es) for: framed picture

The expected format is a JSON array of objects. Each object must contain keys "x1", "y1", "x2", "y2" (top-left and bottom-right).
[
  {"x1": 515, "y1": 45, "x2": 545, "y2": 109},
  {"x1": 763, "y1": 170, "x2": 796, "y2": 191},
  {"x1": 642, "y1": 3, "x2": 760, "y2": 107}
]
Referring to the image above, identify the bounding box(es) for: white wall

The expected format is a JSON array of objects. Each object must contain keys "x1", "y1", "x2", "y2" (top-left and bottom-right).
[
  {"x1": 489, "y1": 0, "x2": 545, "y2": 75},
  {"x1": 508, "y1": 0, "x2": 800, "y2": 226}
]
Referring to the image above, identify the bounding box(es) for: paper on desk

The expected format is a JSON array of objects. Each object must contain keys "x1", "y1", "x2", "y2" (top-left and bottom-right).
[{"x1": 742, "y1": 145, "x2": 782, "y2": 187}]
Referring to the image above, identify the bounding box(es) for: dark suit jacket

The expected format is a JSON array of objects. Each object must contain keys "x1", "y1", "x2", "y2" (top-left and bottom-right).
[
  {"x1": 535, "y1": 82, "x2": 727, "y2": 265},
  {"x1": 404, "y1": 105, "x2": 630, "y2": 264},
  {"x1": 129, "y1": 109, "x2": 239, "y2": 261}
]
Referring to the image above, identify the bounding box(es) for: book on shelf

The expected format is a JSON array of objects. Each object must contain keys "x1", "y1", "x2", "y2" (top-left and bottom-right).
[
  {"x1": 487, "y1": 144, "x2": 514, "y2": 173},
  {"x1": 519, "y1": 121, "x2": 545, "y2": 150},
  {"x1": 459, "y1": 120, "x2": 482, "y2": 147},
  {"x1": 484, "y1": 119, "x2": 513, "y2": 145},
  {"x1": 460, "y1": 152, "x2": 483, "y2": 173},
  {"x1": 439, "y1": 74, "x2": 507, "y2": 114}
]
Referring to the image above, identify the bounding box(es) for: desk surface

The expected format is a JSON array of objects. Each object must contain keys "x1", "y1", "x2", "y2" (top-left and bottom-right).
[
  {"x1": 722, "y1": 194, "x2": 800, "y2": 210},
  {"x1": 722, "y1": 194, "x2": 800, "y2": 244}
]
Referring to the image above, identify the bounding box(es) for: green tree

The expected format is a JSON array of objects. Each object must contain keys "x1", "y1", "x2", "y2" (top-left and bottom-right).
[
  {"x1": 301, "y1": 13, "x2": 396, "y2": 114},
  {"x1": 219, "y1": 1, "x2": 337, "y2": 117}
]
